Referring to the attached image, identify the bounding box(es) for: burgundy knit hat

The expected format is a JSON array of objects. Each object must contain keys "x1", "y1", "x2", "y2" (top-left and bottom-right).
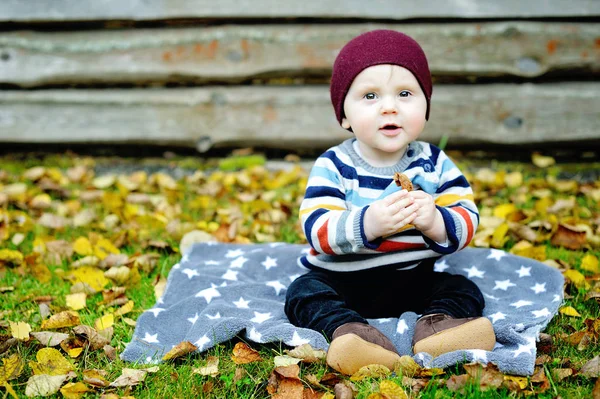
[{"x1": 330, "y1": 30, "x2": 432, "y2": 125}]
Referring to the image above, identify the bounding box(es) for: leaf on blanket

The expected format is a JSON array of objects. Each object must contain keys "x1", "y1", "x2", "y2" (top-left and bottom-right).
[
  {"x1": 285, "y1": 344, "x2": 326, "y2": 363},
  {"x1": 350, "y1": 364, "x2": 391, "y2": 381},
  {"x1": 192, "y1": 356, "x2": 219, "y2": 377},
  {"x1": 231, "y1": 342, "x2": 261, "y2": 364},
  {"x1": 162, "y1": 341, "x2": 198, "y2": 361}
]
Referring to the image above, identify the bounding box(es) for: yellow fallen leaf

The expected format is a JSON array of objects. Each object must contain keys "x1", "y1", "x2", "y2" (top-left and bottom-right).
[
  {"x1": 114, "y1": 300, "x2": 134, "y2": 317},
  {"x1": 154, "y1": 276, "x2": 167, "y2": 301},
  {"x1": 65, "y1": 347, "x2": 84, "y2": 358},
  {"x1": 92, "y1": 174, "x2": 116, "y2": 189},
  {"x1": 504, "y1": 375, "x2": 528, "y2": 389},
  {"x1": 60, "y1": 382, "x2": 89, "y2": 399},
  {"x1": 9, "y1": 321, "x2": 31, "y2": 341},
  {"x1": 94, "y1": 238, "x2": 120, "y2": 260},
  {"x1": 493, "y1": 204, "x2": 517, "y2": 220},
  {"x1": 31, "y1": 263, "x2": 52, "y2": 283},
  {"x1": 581, "y1": 254, "x2": 599, "y2": 274},
  {"x1": 559, "y1": 306, "x2": 581, "y2": 317},
  {"x1": 66, "y1": 293, "x2": 87, "y2": 311},
  {"x1": 393, "y1": 355, "x2": 421, "y2": 377},
  {"x1": 563, "y1": 269, "x2": 590, "y2": 289},
  {"x1": 504, "y1": 172, "x2": 523, "y2": 188},
  {"x1": 532, "y1": 153, "x2": 556, "y2": 168},
  {"x1": 104, "y1": 266, "x2": 130, "y2": 285},
  {"x1": 0, "y1": 353, "x2": 24, "y2": 384},
  {"x1": 95, "y1": 314, "x2": 114, "y2": 331},
  {"x1": 29, "y1": 348, "x2": 75, "y2": 375},
  {"x1": 25, "y1": 374, "x2": 67, "y2": 397},
  {"x1": 0, "y1": 249, "x2": 24, "y2": 267},
  {"x1": 41, "y1": 311, "x2": 81, "y2": 329},
  {"x1": 350, "y1": 364, "x2": 391, "y2": 381},
  {"x1": 73, "y1": 237, "x2": 93, "y2": 256},
  {"x1": 491, "y1": 223, "x2": 509, "y2": 248},
  {"x1": 68, "y1": 266, "x2": 109, "y2": 291},
  {"x1": 380, "y1": 379, "x2": 408, "y2": 399},
  {"x1": 193, "y1": 356, "x2": 219, "y2": 377},
  {"x1": 30, "y1": 193, "x2": 52, "y2": 209}
]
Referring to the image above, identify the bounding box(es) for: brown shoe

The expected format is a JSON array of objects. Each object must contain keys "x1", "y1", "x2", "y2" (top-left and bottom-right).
[
  {"x1": 326, "y1": 322, "x2": 401, "y2": 375},
  {"x1": 412, "y1": 314, "x2": 496, "y2": 358}
]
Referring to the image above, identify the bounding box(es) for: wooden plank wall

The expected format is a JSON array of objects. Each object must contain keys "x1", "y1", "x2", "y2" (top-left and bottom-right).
[{"x1": 0, "y1": 0, "x2": 599, "y2": 152}]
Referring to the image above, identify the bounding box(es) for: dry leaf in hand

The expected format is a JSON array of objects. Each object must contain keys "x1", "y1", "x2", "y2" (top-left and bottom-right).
[
  {"x1": 231, "y1": 342, "x2": 261, "y2": 364},
  {"x1": 393, "y1": 172, "x2": 413, "y2": 191},
  {"x1": 162, "y1": 341, "x2": 198, "y2": 361}
]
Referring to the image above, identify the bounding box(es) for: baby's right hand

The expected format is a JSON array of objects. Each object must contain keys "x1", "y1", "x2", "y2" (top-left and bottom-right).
[{"x1": 363, "y1": 190, "x2": 420, "y2": 241}]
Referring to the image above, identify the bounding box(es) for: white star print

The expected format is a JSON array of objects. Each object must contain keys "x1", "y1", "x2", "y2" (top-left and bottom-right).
[
  {"x1": 510, "y1": 300, "x2": 533, "y2": 308},
  {"x1": 157, "y1": 297, "x2": 164, "y2": 304},
  {"x1": 515, "y1": 323, "x2": 525, "y2": 331},
  {"x1": 532, "y1": 308, "x2": 551, "y2": 318},
  {"x1": 182, "y1": 268, "x2": 199, "y2": 279},
  {"x1": 270, "y1": 243, "x2": 285, "y2": 247},
  {"x1": 206, "y1": 312, "x2": 221, "y2": 320},
  {"x1": 187, "y1": 313, "x2": 199, "y2": 324},
  {"x1": 194, "y1": 335, "x2": 211, "y2": 351},
  {"x1": 195, "y1": 284, "x2": 221, "y2": 303},
  {"x1": 229, "y1": 256, "x2": 248, "y2": 268},
  {"x1": 143, "y1": 332, "x2": 159, "y2": 343},
  {"x1": 463, "y1": 266, "x2": 485, "y2": 278},
  {"x1": 378, "y1": 318, "x2": 393, "y2": 324},
  {"x1": 172, "y1": 263, "x2": 181, "y2": 270},
  {"x1": 261, "y1": 256, "x2": 278, "y2": 270},
  {"x1": 147, "y1": 308, "x2": 165, "y2": 317},
  {"x1": 493, "y1": 279, "x2": 516, "y2": 291},
  {"x1": 233, "y1": 297, "x2": 250, "y2": 309},
  {"x1": 286, "y1": 331, "x2": 310, "y2": 346},
  {"x1": 221, "y1": 270, "x2": 238, "y2": 281},
  {"x1": 512, "y1": 343, "x2": 533, "y2": 358},
  {"x1": 434, "y1": 260, "x2": 449, "y2": 272},
  {"x1": 531, "y1": 283, "x2": 546, "y2": 294},
  {"x1": 396, "y1": 319, "x2": 408, "y2": 334},
  {"x1": 489, "y1": 311, "x2": 506, "y2": 324},
  {"x1": 248, "y1": 327, "x2": 263, "y2": 342},
  {"x1": 483, "y1": 292, "x2": 500, "y2": 301},
  {"x1": 469, "y1": 349, "x2": 488, "y2": 363},
  {"x1": 225, "y1": 249, "x2": 245, "y2": 258},
  {"x1": 553, "y1": 294, "x2": 561, "y2": 302},
  {"x1": 487, "y1": 249, "x2": 507, "y2": 261},
  {"x1": 516, "y1": 266, "x2": 531, "y2": 278},
  {"x1": 251, "y1": 311, "x2": 273, "y2": 324},
  {"x1": 205, "y1": 260, "x2": 220, "y2": 265},
  {"x1": 266, "y1": 280, "x2": 287, "y2": 295}
]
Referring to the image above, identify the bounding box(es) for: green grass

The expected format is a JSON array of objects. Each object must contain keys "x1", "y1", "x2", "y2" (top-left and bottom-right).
[{"x1": 0, "y1": 152, "x2": 599, "y2": 398}]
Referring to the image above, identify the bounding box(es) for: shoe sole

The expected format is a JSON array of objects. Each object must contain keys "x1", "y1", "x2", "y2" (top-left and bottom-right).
[
  {"x1": 413, "y1": 317, "x2": 496, "y2": 358},
  {"x1": 326, "y1": 333, "x2": 401, "y2": 375}
]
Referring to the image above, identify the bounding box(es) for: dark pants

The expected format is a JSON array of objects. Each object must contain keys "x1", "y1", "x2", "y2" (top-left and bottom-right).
[{"x1": 284, "y1": 259, "x2": 485, "y2": 340}]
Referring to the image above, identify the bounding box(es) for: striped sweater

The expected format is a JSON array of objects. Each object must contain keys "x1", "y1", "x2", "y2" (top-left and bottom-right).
[{"x1": 298, "y1": 139, "x2": 479, "y2": 272}]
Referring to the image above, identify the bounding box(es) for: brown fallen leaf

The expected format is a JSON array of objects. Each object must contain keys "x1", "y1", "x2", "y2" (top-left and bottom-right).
[
  {"x1": 162, "y1": 341, "x2": 198, "y2": 361},
  {"x1": 463, "y1": 363, "x2": 504, "y2": 391},
  {"x1": 231, "y1": 342, "x2": 261, "y2": 364},
  {"x1": 31, "y1": 331, "x2": 69, "y2": 347},
  {"x1": 446, "y1": 374, "x2": 469, "y2": 392},
  {"x1": 334, "y1": 382, "x2": 354, "y2": 399},
  {"x1": 73, "y1": 324, "x2": 110, "y2": 350},
  {"x1": 551, "y1": 368, "x2": 574, "y2": 382},
  {"x1": 592, "y1": 377, "x2": 600, "y2": 399},
  {"x1": 267, "y1": 364, "x2": 304, "y2": 399},
  {"x1": 286, "y1": 343, "x2": 326, "y2": 363},
  {"x1": 83, "y1": 369, "x2": 110, "y2": 387},
  {"x1": 109, "y1": 368, "x2": 147, "y2": 387},
  {"x1": 193, "y1": 356, "x2": 219, "y2": 377},
  {"x1": 530, "y1": 367, "x2": 551, "y2": 394},
  {"x1": 551, "y1": 224, "x2": 587, "y2": 250},
  {"x1": 104, "y1": 344, "x2": 117, "y2": 361},
  {"x1": 581, "y1": 355, "x2": 600, "y2": 378}
]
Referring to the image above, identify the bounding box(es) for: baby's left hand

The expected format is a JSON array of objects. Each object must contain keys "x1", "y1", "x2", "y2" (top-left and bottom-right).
[{"x1": 407, "y1": 190, "x2": 437, "y2": 232}]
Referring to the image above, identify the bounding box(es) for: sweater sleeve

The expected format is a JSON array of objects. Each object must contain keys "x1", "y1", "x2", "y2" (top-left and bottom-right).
[
  {"x1": 423, "y1": 149, "x2": 479, "y2": 254},
  {"x1": 299, "y1": 154, "x2": 373, "y2": 255}
]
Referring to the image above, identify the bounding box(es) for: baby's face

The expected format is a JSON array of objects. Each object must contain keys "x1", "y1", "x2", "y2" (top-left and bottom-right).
[{"x1": 342, "y1": 64, "x2": 427, "y2": 166}]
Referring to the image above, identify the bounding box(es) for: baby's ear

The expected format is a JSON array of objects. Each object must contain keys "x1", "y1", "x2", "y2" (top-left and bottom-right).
[{"x1": 341, "y1": 118, "x2": 351, "y2": 129}]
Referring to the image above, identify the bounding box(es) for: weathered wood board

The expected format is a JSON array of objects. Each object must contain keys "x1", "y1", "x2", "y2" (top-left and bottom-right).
[
  {"x1": 1, "y1": 83, "x2": 597, "y2": 151},
  {"x1": 1, "y1": 22, "x2": 599, "y2": 87},
  {"x1": 2, "y1": 0, "x2": 599, "y2": 22}
]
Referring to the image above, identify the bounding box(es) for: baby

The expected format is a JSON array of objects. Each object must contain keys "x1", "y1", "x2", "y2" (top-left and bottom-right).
[{"x1": 284, "y1": 30, "x2": 495, "y2": 375}]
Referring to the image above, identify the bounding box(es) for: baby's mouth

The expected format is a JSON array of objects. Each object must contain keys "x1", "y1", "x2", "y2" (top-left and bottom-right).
[{"x1": 379, "y1": 124, "x2": 402, "y2": 134}]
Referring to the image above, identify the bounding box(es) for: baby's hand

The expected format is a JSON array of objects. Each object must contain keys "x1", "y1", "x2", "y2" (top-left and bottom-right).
[
  {"x1": 408, "y1": 190, "x2": 437, "y2": 232},
  {"x1": 363, "y1": 190, "x2": 420, "y2": 241}
]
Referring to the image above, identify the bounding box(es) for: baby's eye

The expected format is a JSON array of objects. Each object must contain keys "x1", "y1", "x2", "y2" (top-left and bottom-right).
[
  {"x1": 364, "y1": 93, "x2": 377, "y2": 100},
  {"x1": 399, "y1": 90, "x2": 411, "y2": 97}
]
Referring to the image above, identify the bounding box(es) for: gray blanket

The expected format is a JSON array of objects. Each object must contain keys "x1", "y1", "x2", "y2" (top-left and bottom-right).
[{"x1": 121, "y1": 243, "x2": 564, "y2": 376}]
